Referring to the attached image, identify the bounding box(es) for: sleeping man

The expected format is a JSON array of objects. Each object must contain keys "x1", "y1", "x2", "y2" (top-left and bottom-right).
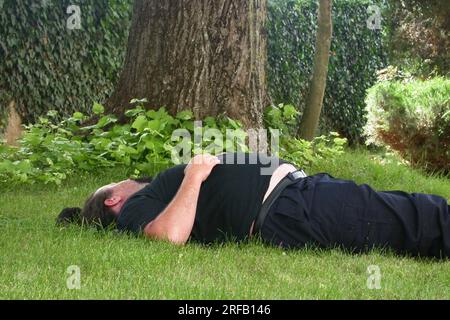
[{"x1": 58, "y1": 152, "x2": 450, "y2": 259}]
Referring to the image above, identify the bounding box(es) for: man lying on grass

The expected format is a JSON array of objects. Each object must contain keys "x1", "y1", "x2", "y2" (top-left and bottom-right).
[{"x1": 58, "y1": 152, "x2": 450, "y2": 259}]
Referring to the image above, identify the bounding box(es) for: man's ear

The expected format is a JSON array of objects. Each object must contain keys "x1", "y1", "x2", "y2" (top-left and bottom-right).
[{"x1": 104, "y1": 196, "x2": 122, "y2": 207}]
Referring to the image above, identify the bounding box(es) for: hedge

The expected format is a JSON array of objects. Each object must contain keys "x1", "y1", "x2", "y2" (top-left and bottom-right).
[
  {"x1": 268, "y1": 0, "x2": 387, "y2": 142},
  {"x1": 0, "y1": 0, "x2": 132, "y2": 126},
  {"x1": 364, "y1": 77, "x2": 450, "y2": 173}
]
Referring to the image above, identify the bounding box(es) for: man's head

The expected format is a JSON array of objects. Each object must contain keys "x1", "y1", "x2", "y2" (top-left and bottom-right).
[{"x1": 56, "y1": 177, "x2": 152, "y2": 228}]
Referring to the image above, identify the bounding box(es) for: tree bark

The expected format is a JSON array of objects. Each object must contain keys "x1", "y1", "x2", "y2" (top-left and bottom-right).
[
  {"x1": 298, "y1": 0, "x2": 333, "y2": 141},
  {"x1": 107, "y1": 0, "x2": 268, "y2": 129},
  {"x1": 5, "y1": 100, "x2": 22, "y2": 146}
]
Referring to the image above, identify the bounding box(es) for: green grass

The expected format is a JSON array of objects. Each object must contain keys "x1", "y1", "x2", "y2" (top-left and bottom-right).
[{"x1": 1, "y1": 148, "x2": 450, "y2": 299}]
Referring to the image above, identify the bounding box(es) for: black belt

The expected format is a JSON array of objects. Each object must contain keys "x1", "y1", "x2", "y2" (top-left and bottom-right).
[{"x1": 253, "y1": 170, "x2": 308, "y2": 236}]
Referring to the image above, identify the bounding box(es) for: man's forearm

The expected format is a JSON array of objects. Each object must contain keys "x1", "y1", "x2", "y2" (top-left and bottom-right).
[{"x1": 144, "y1": 172, "x2": 203, "y2": 244}]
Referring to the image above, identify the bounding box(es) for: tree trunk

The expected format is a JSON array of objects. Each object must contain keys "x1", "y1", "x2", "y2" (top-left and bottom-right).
[
  {"x1": 5, "y1": 100, "x2": 23, "y2": 146},
  {"x1": 107, "y1": 0, "x2": 268, "y2": 129},
  {"x1": 298, "y1": 0, "x2": 333, "y2": 141}
]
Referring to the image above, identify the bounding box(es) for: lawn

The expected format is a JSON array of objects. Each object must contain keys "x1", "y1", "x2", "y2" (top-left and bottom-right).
[{"x1": 1, "y1": 149, "x2": 449, "y2": 299}]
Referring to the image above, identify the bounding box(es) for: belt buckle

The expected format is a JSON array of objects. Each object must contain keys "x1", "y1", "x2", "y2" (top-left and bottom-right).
[{"x1": 289, "y1": 170, "x2": 307, "y2": 180}]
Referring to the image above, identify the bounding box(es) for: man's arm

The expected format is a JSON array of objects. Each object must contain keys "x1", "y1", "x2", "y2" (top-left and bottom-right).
[{"x1": 144, "y1": 154, "x2": 220, "y2": 245}]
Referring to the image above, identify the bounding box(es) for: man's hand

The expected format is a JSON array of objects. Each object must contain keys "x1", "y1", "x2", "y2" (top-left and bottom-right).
[
  {"x1": 184, "y1": 154, "x2": 221, "y2": 182},
  {"x1": 145, "y1": 154, "x2": 220, "y2": 245}
]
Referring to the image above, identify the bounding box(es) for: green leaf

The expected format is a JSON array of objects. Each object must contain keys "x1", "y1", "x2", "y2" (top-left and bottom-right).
[
  {"x1": 125, "y1": 108, "x2": 144, "y2": 118},
  {"x1": 147, "y1": 119, "x2": 161, "y2": 131},
  {"x1": 132, "y1": 116, "x2": 148, "y2": 132},
  {"x1": 176, "y1": 110, "x2": 193, "y2": 121},
  {"x1": 15, "y1": 160, "x2": 33, "y2": 173},
  {"x1": 73, "y1": 112, "x2": 84, "y2": 120},
  {"x1": 96, "y1": 115, "x2": 117, "y2": 128},
  {"x1": 93, "y1": 103, "x2": 105, "y2": 115},
  {"x1": 283, "y1": 104, "x2": 298, "y2": 118}
]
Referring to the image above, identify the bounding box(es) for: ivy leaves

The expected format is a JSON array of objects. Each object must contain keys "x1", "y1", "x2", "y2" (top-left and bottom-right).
[{"x1": 0, "y1": 0, "x2": 132, "y2": 125}]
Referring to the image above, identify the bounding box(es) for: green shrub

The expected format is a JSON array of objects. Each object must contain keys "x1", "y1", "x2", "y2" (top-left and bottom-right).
[
  {"x1": 0, "y1": 100, "x2": 247, "y2": 185},
  {"x1": 364, "y1": 77, "x2": 450, "y2": 173},
  {"x1": 265, "y1": 104, "x2": 348, "y2": 168},
  {"x1": 0, "y1": 0, "x2": 132, "y2": 125},
  {"x1": 0, "y1": 102, "x2": 347, "y2": 185},
  {"x1": 268, "y1": 0, "x2": 387, "y2": 142}
]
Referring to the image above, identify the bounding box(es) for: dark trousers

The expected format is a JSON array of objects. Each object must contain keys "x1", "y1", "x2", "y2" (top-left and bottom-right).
[{"x1": 260, "y1": 173, "x2": 450, "y2": 259}]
